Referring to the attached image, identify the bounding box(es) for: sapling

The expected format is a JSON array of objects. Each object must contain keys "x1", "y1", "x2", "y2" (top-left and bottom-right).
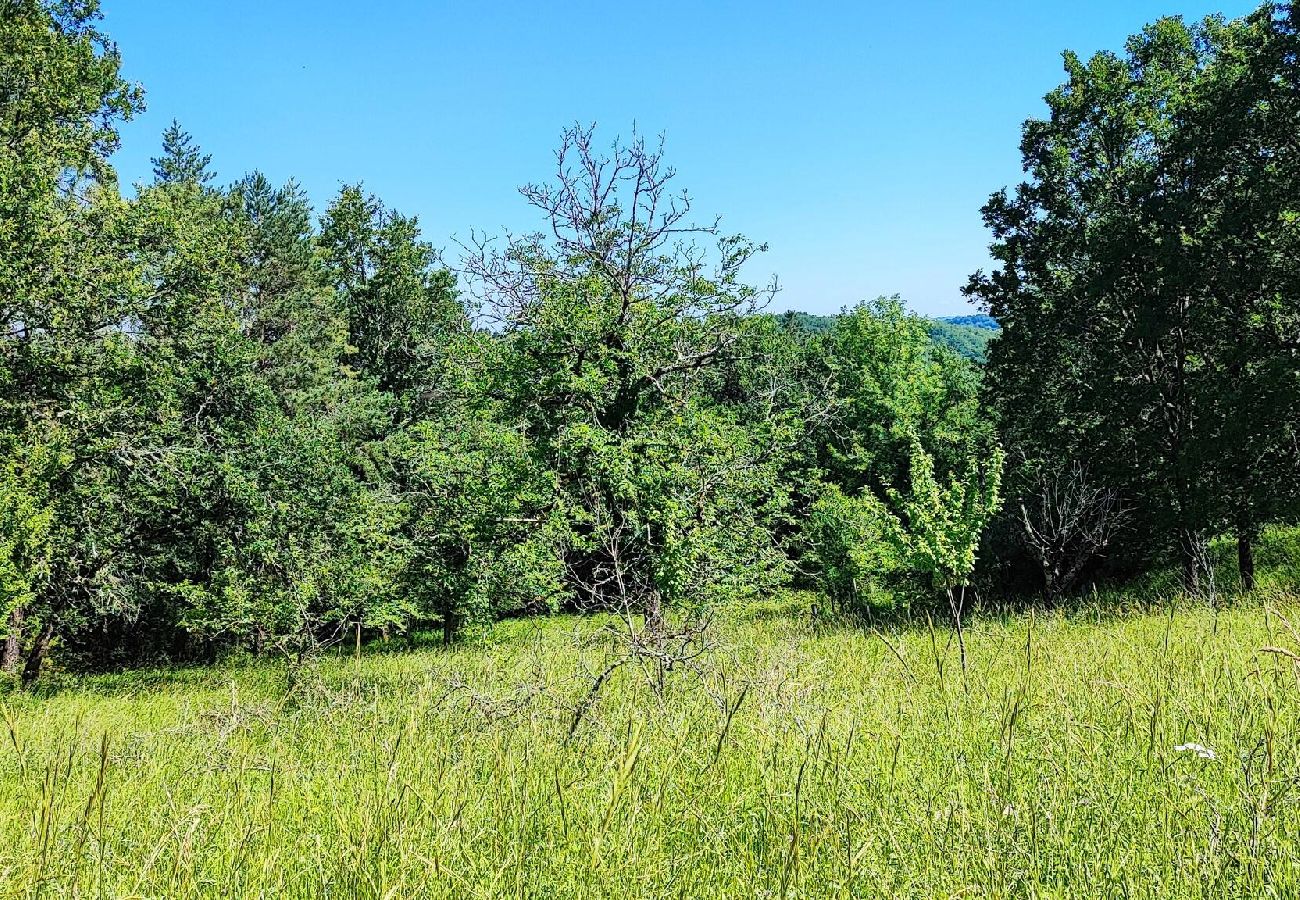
[{"x1": 887, "y1": 436, "x2": 1004, "y2": 676}]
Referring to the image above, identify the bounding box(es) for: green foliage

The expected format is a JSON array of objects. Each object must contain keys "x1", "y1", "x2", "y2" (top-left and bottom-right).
[
  {"x1": 468, "y1": 126, "x2": 791, "y2": 624},
  {"x1": 9, "y1": 0, "x2": 1295, "y2": 690},
  {"x1": 886, "y1": 438, "x2": 1004, "y2": 593},
  {"x1": 969, "y1": 3, "x2": 1300, "y2": 593},
  {"x1": 383, "y1": 413, "x2": 564, "y2": 641},
  {"x1": 815, "y1": 298, "x2": 987, "y2": 495},
  {"x1": 0, "y1": 2, "x2": 145, "y2": 673},
  {"x1": 779, "y1": 309, "x2": 999, "y2": 362},
  {"x1": 4, "y1": 10, "x2": 1300, "y2": 893},
  {"x1": 802, "y1": 483, "x2": 899, "y2": 610},
  {"x1": 940, "y1": 314, "x2": 998, "y2": 330},
  {"x1": 151, "y1": 120, "x2": 214, "y2": 186},
  {"x1": 776, "y1": 310, "x2": 837, "y2": 334},
  {"x1": 319, "y1": 186, "x2": 463, "y2": 407},
  {"x1": 793, "y1": 299, "x2": 999, "y2": 609},
  {"x1": 924, "y1": 318, "x2": 996, "y2": 363},
  {"x1": 0, "y1": 436, "x2": 61, "y2": 623}
]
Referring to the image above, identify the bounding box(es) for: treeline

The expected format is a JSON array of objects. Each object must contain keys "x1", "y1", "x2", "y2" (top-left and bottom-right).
[
  {"x1": 1, "y1": 1, "x2": 1004, "y2": 682},
  {"x1": 969, "y1": 2, "x2": 1300, "y2": 598},
  {"x1": 2, "y1": 1, "x2": 1299, "y2": 683},
  {"x1": 781, "y1": 312, "x2": 1000, "y2": 364}
]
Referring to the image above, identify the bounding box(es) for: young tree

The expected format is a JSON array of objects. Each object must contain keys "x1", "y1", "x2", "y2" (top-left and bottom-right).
[
  {"x1": 802, "y1": 483, "x2": 900, "y2": 613},
  {"x1": 798, "y1": 299, "x2": 993, "y2": 611},
  {"x1": 382, "y1": 411, "x2": 564, "y2": 643},
  {"x1": 888, "y1": 439, "x2": 1005, "y2": 674}
]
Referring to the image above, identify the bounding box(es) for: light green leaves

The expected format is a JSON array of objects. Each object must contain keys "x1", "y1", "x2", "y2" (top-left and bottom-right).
[{"x1": 887, "y1": 437, "x2": 1005, "y2": 592}]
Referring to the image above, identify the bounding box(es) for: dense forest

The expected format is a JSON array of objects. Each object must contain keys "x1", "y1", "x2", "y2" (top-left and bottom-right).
[
  {"x1": 2, "y1": 0, "x2": 1299, "y2": 688},
  {"x1": 781, "y1": 311, "x2": 1000, "y2": 363}
]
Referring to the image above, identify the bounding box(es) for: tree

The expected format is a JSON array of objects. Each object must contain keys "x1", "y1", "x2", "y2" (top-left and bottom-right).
[
  {"x1": 319, "y1": 186, "x2": 464, "y2": 410},
  {"x1": 0, "y1": 0, "x2": 143, "y2": 682},
  {"x1": 0, "y1": 436, "x2": 58, "y2": 673},
  {"x1": 797, "y1": 298, "x2": 994, "y2": 611},
  {"x1": 231, "y1": 172, "x2": 354, "y2": 410},
  {"x1": 151, "y1": 120, "x2": 214, "y2": 186},
  {"x1": 1018, "y1": 462, "x2": 1129, "y2": 600},
  {"x1": 464, "y1": 124, "x2": 785, "y2": 653},
  {"x1": 1173, "y1": 5, "x2": 1300, "y2": 589},
  {"x1": 966, "y1": 9, "x2": 1300, "y2": 594},
  {"x1": 813, "y1": 298, "x2": 986, "y2": 500},
  {"x1": 887, "y1": 439, "x2": 1004, "y2": 674},
  {"x1": 383, "y1": 412, "x2": 564, "y2": 643},
  {"x1": 802, "y1": 483, "x2": 900, "y2": 613}
]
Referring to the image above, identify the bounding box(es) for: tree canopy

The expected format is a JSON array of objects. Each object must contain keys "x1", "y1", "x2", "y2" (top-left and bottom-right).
[{"x1": 2, "y1": 0, "x2": 1298, "y2": 684}]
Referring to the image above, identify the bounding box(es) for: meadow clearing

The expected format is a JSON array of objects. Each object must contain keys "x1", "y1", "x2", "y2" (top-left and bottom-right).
[{"x1": 2, "y1": 569, "x2": 1299, "y2": 899}]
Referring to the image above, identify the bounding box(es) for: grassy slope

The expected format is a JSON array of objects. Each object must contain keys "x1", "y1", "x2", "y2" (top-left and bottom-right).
[{"x1": 3, "y1": 577, "x2": 1300, "y2": 897}]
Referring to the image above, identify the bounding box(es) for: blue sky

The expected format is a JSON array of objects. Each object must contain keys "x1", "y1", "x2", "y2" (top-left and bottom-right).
[{"x1": 103, "y1": 0, "x2": 1257, "y2": 317}]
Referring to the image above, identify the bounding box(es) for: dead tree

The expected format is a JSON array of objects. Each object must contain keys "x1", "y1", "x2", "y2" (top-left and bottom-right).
[{"x1": 1020, "y1": 462, "x2": 1129, "y2": 600}]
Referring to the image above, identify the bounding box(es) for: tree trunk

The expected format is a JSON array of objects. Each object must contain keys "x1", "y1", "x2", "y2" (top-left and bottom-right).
[
  {"x1": 2, "y1": 605, "x2": 24, "y2": 674},
  {"x1": 645, "y1": 590, "x2": 668, "y2": 692},
  {"x1": 1181, "y1": 552, "x2": 1198, "y2": 595},
  {"x1": 1040, "y1": 559, "x2": 1057, "y2": 602},
  {"x1": 645, "y1": 590, "x2": 665, "y2": 634},
  {"x1": 948, "y1": 584, "x2": 968, "y2": 678},
  {"x1": 20, "y1": 622, "x2": 53, "y2": 689},
  {"x1": 1179, "y1": 530, "x2": 1202, "y2": 595},
  {"x1": 1237, "y1": 530, "x2": 1256, "y2": 593}
]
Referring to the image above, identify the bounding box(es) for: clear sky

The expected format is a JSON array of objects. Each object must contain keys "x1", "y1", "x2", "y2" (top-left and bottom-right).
[{"x1": 102, "y1": 0, "x2": 1257, "y2": 317}]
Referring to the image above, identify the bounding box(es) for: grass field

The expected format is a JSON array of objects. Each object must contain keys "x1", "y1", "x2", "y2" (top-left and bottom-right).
[{"x1": 2, "y1": 579, "x2": 1300, "y2": 899}]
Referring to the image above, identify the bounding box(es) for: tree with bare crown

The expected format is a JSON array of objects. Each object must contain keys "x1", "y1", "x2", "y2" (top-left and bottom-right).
[{"x1": 462, "y1": 124, "x2": 792, "y2": 686}]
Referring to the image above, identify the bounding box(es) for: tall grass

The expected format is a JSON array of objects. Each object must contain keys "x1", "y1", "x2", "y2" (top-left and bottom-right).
[{"x1": 1, "y1": 586, "x2": 1298, "y2": 898}]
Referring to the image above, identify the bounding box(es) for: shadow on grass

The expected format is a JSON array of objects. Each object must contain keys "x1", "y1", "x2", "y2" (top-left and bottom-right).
[
  {"x1": 807, "y1": 525, "x2": 1300, "y2": 638},
  {"x1": 12, "y1": 527, "x2": 1299, "y2": 700}
]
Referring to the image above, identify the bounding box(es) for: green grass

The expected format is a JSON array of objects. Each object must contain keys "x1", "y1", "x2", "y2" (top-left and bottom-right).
[{"x1": 3, "y1": 590, "x2": 1300, "y2": 898}]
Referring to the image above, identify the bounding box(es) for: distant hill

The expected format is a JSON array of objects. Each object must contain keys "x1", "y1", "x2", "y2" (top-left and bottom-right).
[
  {"x1": 937, "y1": 314, "x2": 999, "y2": 331},
  {"x1": 774, "y1": 311, "x2": 1000, "y2": 363},
  {"x1": 926, "y1": 318, "x2": 998, "y2": 363}
]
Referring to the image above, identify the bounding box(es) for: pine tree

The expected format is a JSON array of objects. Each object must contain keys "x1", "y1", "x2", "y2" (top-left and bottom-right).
[{"x1": 151, "y1": 120, "x2": 214, "y2": 186}]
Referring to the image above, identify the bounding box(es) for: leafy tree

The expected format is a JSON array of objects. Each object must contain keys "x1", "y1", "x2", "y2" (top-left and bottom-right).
[
  {"x1": 813, "y1": 298, "x2": 986, "y2": 500},
  {"x1": 886, "y1": 439, "x2": 1004, "y2": 672},
  {"x1": 1171, "y1": 5, "x2": 1300, "y2": 588},
  {"x1": 966, "y1": 9, "x2": 1300, "y2": 593},
  {"x1": 319, "y1": 186, "x2": 464, "y2": 411},
  {"x1": 797, "y1": 299, "x2": 996, "y2": 611},
  {"x1": 802, "y1": 483, "x2": 899, "y2": 612},
  {"x1": 0, "y1": 435, "x2": 59, "y2": 673},
  {"x1": 465, "y1": 125, "x2": 786, "y2": 640},
  {"x1": 383, "y1": 412, "x2": 563, "y2": 643},
  {"x1": 319, "y1": 186, "x2": 546, "y2": 642},
  {"x1": 230, "y1": 172, "x2": 355, "y2": 410},
  {"x1": 0, "y1": 0, "x2": 144, "y2": 681}
]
